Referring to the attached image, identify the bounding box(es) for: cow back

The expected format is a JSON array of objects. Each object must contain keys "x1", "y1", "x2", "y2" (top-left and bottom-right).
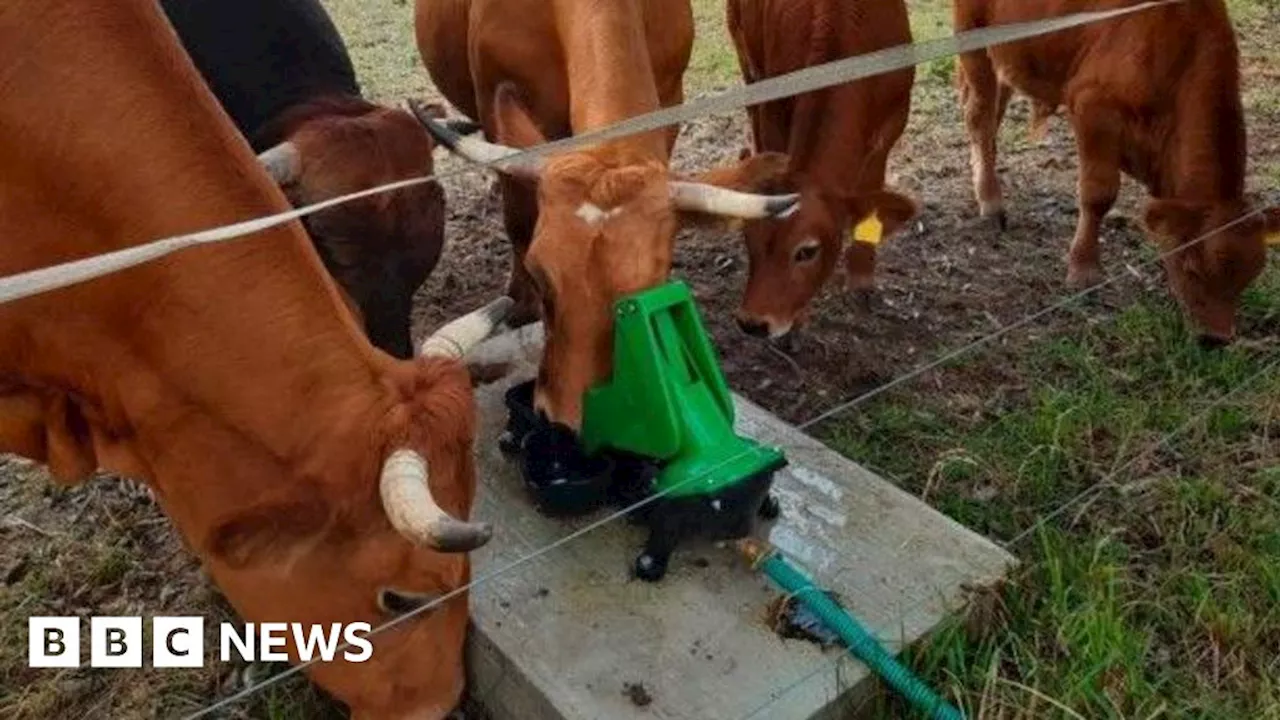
[{"x1": 159, "y1": 0, "x2": 361, "y2": 148}]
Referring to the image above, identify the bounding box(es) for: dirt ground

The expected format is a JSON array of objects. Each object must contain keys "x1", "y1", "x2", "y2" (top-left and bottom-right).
[
  {"x1": 412, "y1": 78, "x2": 1276, "y2": 432},
  {"x1": 419, "y1": 102, "x2": 1137, "y2": 424},
  {"x1": 2, "y1": 0, "x2": 1279, "y2": 718}
]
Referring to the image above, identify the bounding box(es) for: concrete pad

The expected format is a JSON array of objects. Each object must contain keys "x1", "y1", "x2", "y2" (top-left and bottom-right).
[{"x1": 463, "y1": 324, "x2": 1015, "y2": 720}]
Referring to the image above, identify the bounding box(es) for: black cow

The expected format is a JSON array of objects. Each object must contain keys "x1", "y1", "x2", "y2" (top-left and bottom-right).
[{"x1": 161, "y1": 0, "x2": 448, "y2": 358}]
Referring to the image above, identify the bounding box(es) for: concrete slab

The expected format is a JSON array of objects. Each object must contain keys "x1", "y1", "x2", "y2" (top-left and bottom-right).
[{"x1": 463, "y1": 324, "x2": 1014, "y2": 720}]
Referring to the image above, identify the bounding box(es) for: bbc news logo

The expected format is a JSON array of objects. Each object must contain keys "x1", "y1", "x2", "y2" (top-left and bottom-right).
[{"x1": 28, "y1": 617, "x2": 372, "y2": 668}]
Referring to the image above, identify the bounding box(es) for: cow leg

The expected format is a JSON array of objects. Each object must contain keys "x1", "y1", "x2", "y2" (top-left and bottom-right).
[
  {"x1": 995, "y1": 81, "x2": 1013, "y2": 128},
  {"x1": 0, "y1": 391, "x2": 98, "y2": 485},
  {"x1": 957, "y1": 51, "x2": 1007, "y2": 230},
  {"x1": 1065, "y1": 94, "x2": 1122, "y2": 288},
  {"x1": 499, "y1": 177, "x2": 542, "y2": 327},
  {"x1": 656, "y1": 75, "x2": 684, "y2": 156}
]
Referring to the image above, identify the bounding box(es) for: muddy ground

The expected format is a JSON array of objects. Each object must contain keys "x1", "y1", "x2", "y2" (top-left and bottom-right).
[{"x1": 414, "y1": 94, "x2": 1276, "y2": 427}]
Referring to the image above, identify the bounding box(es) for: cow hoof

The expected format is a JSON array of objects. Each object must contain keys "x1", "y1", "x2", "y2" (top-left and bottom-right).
[
  {"x1": 1197, "y1": 334, "x2": 1231, "y2": 350},
  {"x1": 1066, "y1": 264, "x2": 1103, "y2": 288},
  {"x1": 771, "y1": 330, "x2": 799, "y2": 354},
  {"x1": 977, "y1": 201, "x2": 1006, "y2": 232},
  {"x1": 981, "y1": 209, "x2": 1007, "y2": 233},
  {"x1": 633, "y1": 552, "x2": 669, "y2": 582}
]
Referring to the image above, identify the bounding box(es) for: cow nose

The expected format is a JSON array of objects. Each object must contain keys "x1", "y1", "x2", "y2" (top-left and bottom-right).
[
  {"x1": 737, "y1": 316, "x2": 769, "y2": 337},
  {"x1": 1197, "y1": 333, "x2": 1231, "y2": 350}
]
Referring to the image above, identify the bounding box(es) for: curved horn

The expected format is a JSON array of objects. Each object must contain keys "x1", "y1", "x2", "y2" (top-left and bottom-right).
[
  {"x1": 669, "y1": 182, "x2": 800, "y2": 219},
  {"x1": 406, "y1": 99, "x2": 543, "y2": 179},
  {"x1": 257, "y1": 142, "x2": 301, "y2": 185},
  {"x1": 419, "y1": 296, "x2": 514, "y2": 359},
  {"x1": 381, "y1": 450, "x2": 491, "y2": 552}
]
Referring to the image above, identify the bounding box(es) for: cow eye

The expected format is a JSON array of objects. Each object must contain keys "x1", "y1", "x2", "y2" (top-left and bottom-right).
[
  {"x1": 792, "y1": 242, "x2": 820, "y2": 264},
  {"x1": 377, "y1": 588, "x2": 441, "y2": 617}
]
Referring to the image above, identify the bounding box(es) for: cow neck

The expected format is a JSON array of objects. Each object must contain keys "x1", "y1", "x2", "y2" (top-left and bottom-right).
[
  {"x1": 5, "y1": 221, "x2": 402, "y2": 519},
  {"x1": 1163, "y1": 63, "x2": 1247, "y2": 203},
  {"x1": 61, "y1": 246, "x2": 404, "y2": 548},
  {"x1": 552, "y1": 0, "x2": 668, "y2": 160},
  {"x1": 252, "y1": 94, "x2": 378, "y2": 150}
]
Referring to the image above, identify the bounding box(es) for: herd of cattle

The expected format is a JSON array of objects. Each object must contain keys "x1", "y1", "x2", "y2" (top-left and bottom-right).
[{"x1": 1, "y1": 0, "x2": 1276, "y2": 717}]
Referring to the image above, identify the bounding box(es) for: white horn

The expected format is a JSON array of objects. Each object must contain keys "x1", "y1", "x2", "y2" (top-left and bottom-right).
[
  {"x1": 419, "y1": 296, "x2": 515, "y2": 359},
  {"x1": 406, "y1": 99, "x2": 543, "y2": 179},
  {"x1": 257, "y1": 142, "x2": 301, "y2": 185},
  {"x1": 669, "y1": 182, "x2": 799, "y2": 219},
  {"x1": 380, "y1": 450, "x2": 492, "y2": 552}
]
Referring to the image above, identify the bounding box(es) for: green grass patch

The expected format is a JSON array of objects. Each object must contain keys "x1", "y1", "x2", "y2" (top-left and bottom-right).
[
  {"x1": 827, "y1": 281, "x2": 1280, "y2": 718},
  {"x1": 688, "y1": 0, "x2": 742, "y2": 92}
]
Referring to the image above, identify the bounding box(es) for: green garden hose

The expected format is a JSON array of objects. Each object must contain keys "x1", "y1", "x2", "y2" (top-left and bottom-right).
[{"x1": 738, "y1": 538, "x2": 964, "y2": 720}]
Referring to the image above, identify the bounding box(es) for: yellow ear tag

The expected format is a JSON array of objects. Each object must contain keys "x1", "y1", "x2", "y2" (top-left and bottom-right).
[
  {"x1": 1266, "y1": 232, "x2": 1280, "y2": 246},
  {"x1": 851, "y1": 212, "x2": 883, "y2": 246}
]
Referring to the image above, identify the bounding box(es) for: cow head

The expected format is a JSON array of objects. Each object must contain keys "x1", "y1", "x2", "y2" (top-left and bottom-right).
[
  {"x1": 1143, "y1": 199, "x2": 1279, "y2": 345},
  {"x1": 733, "y1": 164, "x2": 917, "y2": 339},
  {"x1": 257, "y1": 99, "x2": 446, "y2": 360},
  {"x1": 201, "y1": 299, "x2": 508, "y2": 719},
  {"x1": 410, "y1": 89, "x2": 800, "y2": 429}
]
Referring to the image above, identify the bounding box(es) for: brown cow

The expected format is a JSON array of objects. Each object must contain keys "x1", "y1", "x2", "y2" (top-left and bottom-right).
[
  {"x1": 160, "y1": 0, "x2": 448, "y2": 360},
  {"x1": 726, "y1": 0, "x2": 920, "y2": 339},
  {"x1": 1, "y1": 1, "x2": 508, "y2": 716},
  {"x1": 954, "y1": 0, "x2": 1280, "y2": 344},
  {"x1": 413, "y1": 0, "x2": 801, "y2": 429}
]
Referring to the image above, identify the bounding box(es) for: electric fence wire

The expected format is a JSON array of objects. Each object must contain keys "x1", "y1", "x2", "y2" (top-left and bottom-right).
[{"x1": 0, "y1": 2, "x2": 1178, "y2": 305}]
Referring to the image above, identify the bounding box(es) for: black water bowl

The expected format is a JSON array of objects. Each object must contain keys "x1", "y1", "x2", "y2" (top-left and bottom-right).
[
  {"x1": 520, "y1": 424, "x2": 615, "y2": 516},
  {"x1": 501, "y1": 379, "x2": 615, "y2": 516}
]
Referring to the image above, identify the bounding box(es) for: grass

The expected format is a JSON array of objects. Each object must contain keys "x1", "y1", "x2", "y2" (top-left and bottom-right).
[
  {"x1": 824, "y1": 294, "x2": 1280, "y2": 717},
  {"x1": 687, "y1": 0, "x2": 741, "y2": 93}
]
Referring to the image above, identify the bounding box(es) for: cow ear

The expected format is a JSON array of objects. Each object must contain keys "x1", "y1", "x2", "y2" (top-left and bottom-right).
[
  {"x1": 207, "y1": 498, "x2": 332, "y2": 570},
  {"x1": 1264, "y1": 207, "x2": 1280, "y2": 246},
  {"x1": 1143, "y1": 199, "x2": 1205, "y2": 241},
  {"x1": 843, "y1": 189, "x2": 918, "y2": 242},
  {"x1": 493, "y1": 83, "x2": 547, "y2": 148},
  {"x1": 689, "y1": 151, "x2": 792, "y2": 194}
]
